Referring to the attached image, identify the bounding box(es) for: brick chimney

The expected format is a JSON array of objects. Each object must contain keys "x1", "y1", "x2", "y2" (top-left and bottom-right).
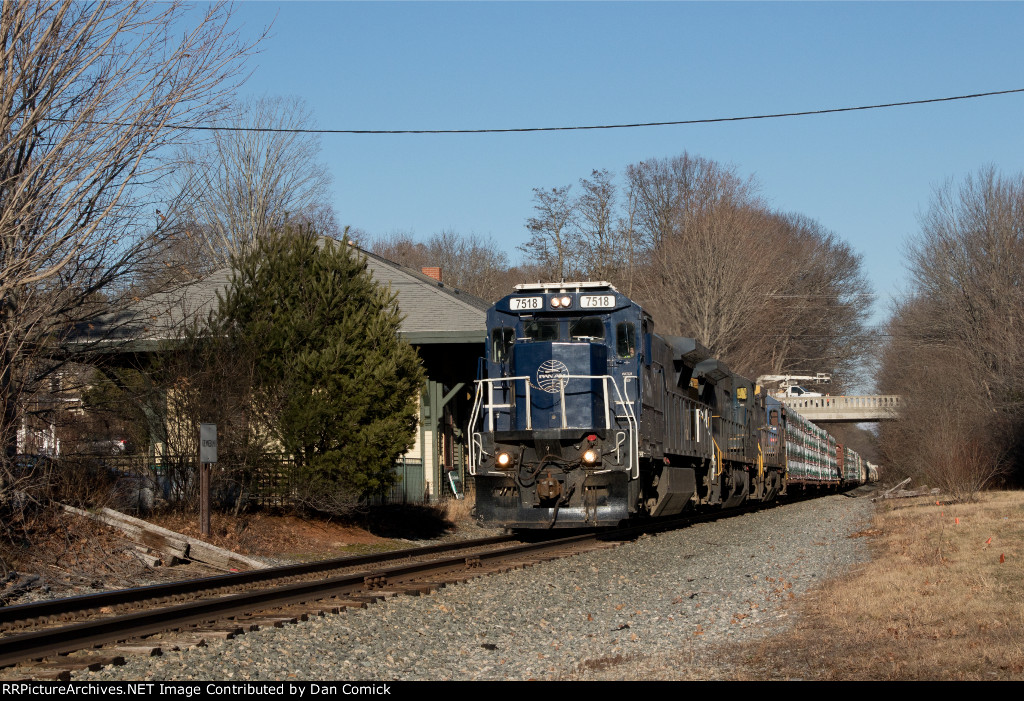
[{"x1": 421, "y1": 266, "x2": 442, "y2": 282}]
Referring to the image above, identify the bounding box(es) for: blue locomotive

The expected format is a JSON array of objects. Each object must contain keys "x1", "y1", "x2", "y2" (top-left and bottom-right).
[{"x1": 468, "y1": 282, "x2": 863, "y2": 528}]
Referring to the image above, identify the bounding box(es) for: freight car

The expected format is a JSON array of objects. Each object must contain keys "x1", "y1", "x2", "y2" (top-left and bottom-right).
[{"x1": 467, "y1": 281, "x2": 867, "y2": 528}]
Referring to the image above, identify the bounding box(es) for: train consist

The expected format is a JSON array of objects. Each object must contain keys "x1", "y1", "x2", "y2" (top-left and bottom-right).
[{"x1": 468, "y1": 281, "x2": 874, "y2": 528}]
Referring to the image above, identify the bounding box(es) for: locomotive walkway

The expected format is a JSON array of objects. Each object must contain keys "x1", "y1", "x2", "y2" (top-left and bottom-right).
[{"x1": 781, "y1": 394, "x2": 901, "y2": 422}]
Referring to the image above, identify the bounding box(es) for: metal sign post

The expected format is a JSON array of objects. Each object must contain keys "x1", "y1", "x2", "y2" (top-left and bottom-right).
[{"x1": 199, "y1": 423, "x2": 217, "y2": 536}]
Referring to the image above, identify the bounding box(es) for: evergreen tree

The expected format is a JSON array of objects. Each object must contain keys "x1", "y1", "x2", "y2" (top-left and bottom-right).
[{"x1": 216, "y1": 228, "x2": 425, "y2": 511}]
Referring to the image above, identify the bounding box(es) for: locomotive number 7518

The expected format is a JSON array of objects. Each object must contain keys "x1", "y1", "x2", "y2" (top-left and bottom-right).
[{"x1": 511, "y1": 297, "x2": 542, "y2": 310}]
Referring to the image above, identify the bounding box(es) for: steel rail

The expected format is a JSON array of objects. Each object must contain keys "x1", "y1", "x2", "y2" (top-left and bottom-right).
[
  {"x1": 0, "y1": 503, "x2": 783, "y2": 670},
  {"x1": 0, "y1": 531, "x2": 602, "y2": 668},
  {"x1": 0, "y1": 534, "x2": 516, "y2": 627}
]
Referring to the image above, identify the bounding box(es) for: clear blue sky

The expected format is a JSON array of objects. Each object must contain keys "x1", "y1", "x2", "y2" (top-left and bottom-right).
[{"x1": 224, "y1": 1, "x2": 1024, "y2": 325}]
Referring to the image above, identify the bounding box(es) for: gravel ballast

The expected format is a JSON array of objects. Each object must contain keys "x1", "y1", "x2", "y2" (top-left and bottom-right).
[{"x1": 84, "y1": 493, "x2": 875, "y2": 681}]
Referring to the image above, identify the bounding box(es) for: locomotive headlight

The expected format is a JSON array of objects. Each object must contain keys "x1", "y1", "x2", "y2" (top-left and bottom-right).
[
  {"x1": 582, "y1": 448, "x2": 598, "y2": 464},
  {"x1": 496, "y1": 452, "x2": 512, "y2": 468},
  {"x1": 550, "y1": 297, "x2": 561, "y2": 308},
  {"x1": 559, "y1": 295, "x2": 572, "y2": 307}
]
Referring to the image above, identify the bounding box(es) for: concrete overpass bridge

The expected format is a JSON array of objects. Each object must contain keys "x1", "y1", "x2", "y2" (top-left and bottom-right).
[{"x1": 780, "y1": 395, "x2": 901, "y2": 422}]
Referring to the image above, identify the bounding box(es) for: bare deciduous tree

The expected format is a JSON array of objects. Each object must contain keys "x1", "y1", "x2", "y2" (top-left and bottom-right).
[
  {"x1": 0, "y1": 1, "x2": 258, "y2": 466},
  {"x1": 171, "y1": 95, "x2": 333, "y2": 267},
  {"x1": 879, "y1": 167, "x2": 1024, "y2": 498},
  {"x1": 879, "y1": 340, "x2": 1007, "y2": 501},
  {"x1": 520, "y1": 185, "x2": 577, "y2": 281},
  {"x1": 625, "y1": 153, "x2": 754, "y2": 253},
  {"x1": 369, "y1": 229, "x2": 511, "y2": 301},
  {"x1": 575, "y1": 169, "x2": 620, "y2": 282},
  {"x1": 752, "y1": 213, "x2": 874, "y2": 385},
  {"x1": 640, "y1": 202, "x2": 782, "y2": 362},
  {"x1": 910, "y1": 168, "x2": 1024, "y2": 409},
  {"x1": 624, "y1": 155, "x2": 764, "y2": 349},
  {"x1": 579, "y1": 154, "x2": 872, "y2": 386},
  {"x1": 367, "y1": 231, "x2": 426, "y2": 268}
]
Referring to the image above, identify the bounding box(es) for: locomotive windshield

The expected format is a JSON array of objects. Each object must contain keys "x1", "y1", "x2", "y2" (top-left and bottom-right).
[
  {"x1": 522, "y1": 319, "x2": 558, "y2": 342},
  {"x1": 569, "y1": 316, "x2": 605, "y2": 342},
  {"x1": 515, "y1": 315, "x2": 611, "y2": 344}
]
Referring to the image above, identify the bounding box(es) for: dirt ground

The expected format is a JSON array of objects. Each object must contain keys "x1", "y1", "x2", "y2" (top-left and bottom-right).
[
  {"x1": 148, "y1": 511, "x2": 396, "y2": 559},
  {"x1": 0, "y1": 498, "x2": 484, "y2": 605}
]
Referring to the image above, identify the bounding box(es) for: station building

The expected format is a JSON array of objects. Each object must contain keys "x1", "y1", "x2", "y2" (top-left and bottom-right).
[{"x1": 79, "y1": 241, "x2": 487, "y2": 505}]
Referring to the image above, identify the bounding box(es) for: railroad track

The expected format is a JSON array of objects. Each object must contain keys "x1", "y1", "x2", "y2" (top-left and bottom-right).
[
  {"x1": 0, "y1": 533, "x2": 518, "y2": 635},
  {"x1": 0, "y1": 505, "x2": 765, "y2": 680},
  {"x1": 0, "y1": 530, "x2": 616, "y2": 679}
]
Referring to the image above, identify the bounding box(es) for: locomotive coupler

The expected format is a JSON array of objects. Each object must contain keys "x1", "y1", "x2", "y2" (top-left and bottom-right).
[{"x1": 536, "y1": 470, "x2": 563, "y2": 500}]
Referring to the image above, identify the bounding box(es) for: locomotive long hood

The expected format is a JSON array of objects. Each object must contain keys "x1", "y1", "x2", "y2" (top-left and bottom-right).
[{"x1": 693, "y1": 357, "x2": 732, "y2": 384}]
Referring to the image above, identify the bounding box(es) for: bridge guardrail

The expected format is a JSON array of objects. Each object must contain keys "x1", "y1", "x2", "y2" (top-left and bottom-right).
[{"x1": 781, "y1": 394, "x2": 901, "y2": 418}]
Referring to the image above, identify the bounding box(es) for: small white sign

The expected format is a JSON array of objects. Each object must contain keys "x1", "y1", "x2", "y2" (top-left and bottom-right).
[
  {"x1": 580, "y1": 294, "x2": 616, "y2": 308},
  {"x1": 200, "y1": 423, "x2": 217, "y2": 463},
  {"x1": 511, "y1": 296, "x2": 542, "y2": 311}
]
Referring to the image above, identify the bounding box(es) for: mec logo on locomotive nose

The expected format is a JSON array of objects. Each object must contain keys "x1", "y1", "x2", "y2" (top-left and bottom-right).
[{"x1": 535, "y1": 359, "x2": 570, "y2": 393}]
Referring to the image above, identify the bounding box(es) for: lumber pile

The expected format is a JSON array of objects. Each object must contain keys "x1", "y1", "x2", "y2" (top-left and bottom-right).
[
  {"x1": 872, "y1": 478, "x2": 942, "y2": 501},
  {"x1": 64, "y1": 505, "x2": 268, "y2": 571}
]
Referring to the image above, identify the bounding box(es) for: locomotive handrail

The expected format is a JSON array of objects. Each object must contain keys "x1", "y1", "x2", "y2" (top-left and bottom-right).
[
  {"x1": 468, "y1": 376, "x2": 532, "y2": 476},
  {"x1": 469, "y1": 375, "x2": 535, "y2": 434},
  {"x1": 553, "y1": 373, "x2": 639, "y2": 478},
  {"x1": 698, "y1": 408, "x2": 723, "y2": 480},
  {"x1": 471, "y1": 374, "x2": 635, "y2": 432},
  {"x1": 468, "y1": 373, "x2": 639, "y2": 478},
  {"x1": 552, "y1": 374, "x2": 636, "y2": 431},
  {"x1": 468, "y1": 432, "x2": 485, "y2": 476}
]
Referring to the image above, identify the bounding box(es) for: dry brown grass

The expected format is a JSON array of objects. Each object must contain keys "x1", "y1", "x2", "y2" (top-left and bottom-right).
[
  {"x1": 442, "y1": 494, "x2": 475, "y2": 523},
  {"x1": 570, "y1": 491, "x2": 1024, "y2": 681},
  {"x1": 718, "y1": 492, "x2": 1024, "y2": 680}
]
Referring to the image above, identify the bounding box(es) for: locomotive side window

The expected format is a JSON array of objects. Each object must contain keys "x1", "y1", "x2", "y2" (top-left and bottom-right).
[
  {"x1": 522, "y1": 319, "x2": 559, "y2": 342},
  {"x1": 570, "y1": 316, "x2": 605, "y2": 342},
  {"x1": 616, "y1": 322, "x2": 636, "y2": 358},
  {"x1": 491, "y1": 327, "x2": 514, "y2": 362}
]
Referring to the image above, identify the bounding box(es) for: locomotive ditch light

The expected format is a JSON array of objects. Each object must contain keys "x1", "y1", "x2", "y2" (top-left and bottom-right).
[
  {"x1": 496, "y1": 452, "x2": 513, "y2": 468},
  {"x1": 582, "y1": 448, "x2": 599, "y2": 464}
]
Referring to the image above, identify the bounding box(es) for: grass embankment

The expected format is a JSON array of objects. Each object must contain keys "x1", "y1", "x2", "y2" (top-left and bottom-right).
[{"x1": 731, "y1": 491, "x2": 1024, "y2": 680}]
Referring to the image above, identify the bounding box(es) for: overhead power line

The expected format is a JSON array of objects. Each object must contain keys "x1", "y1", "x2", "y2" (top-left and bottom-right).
[
  {"x1": 141, "y1": 87, "x2": 1024, "y2": 135},
  {"x1": 767, "y1": 293, "x2": 878, "y2": 298}
]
